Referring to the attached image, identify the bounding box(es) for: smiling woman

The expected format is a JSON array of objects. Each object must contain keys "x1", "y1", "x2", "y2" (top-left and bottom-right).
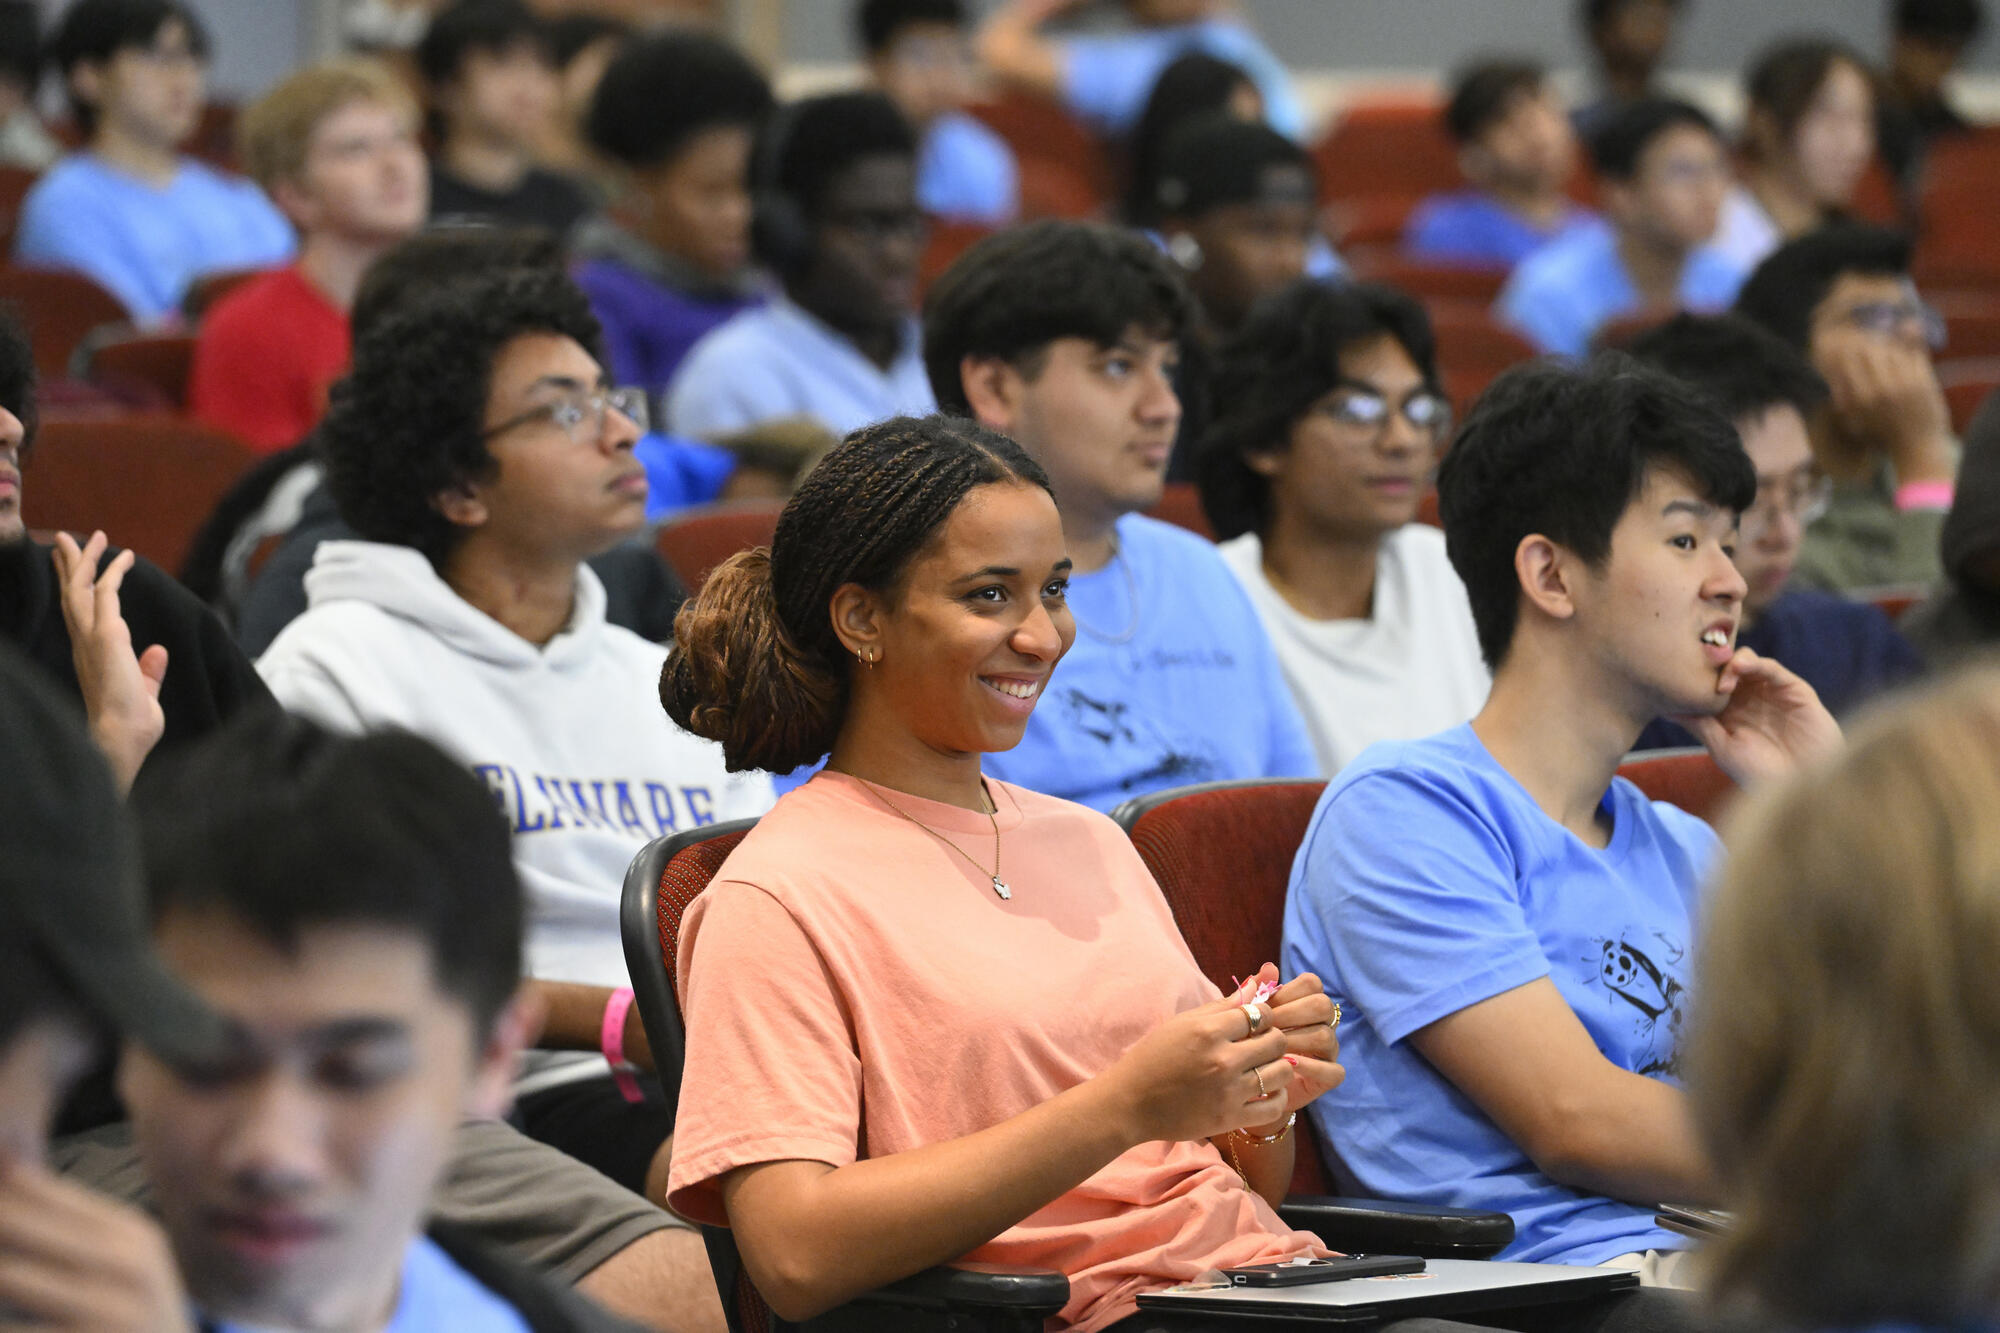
[{"x1": 656, "y1": 413, "x2": 1354, "y2": 1331}]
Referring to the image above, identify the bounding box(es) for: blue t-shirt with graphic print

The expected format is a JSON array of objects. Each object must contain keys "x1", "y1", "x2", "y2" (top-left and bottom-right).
[
  {"x1": 1281, "y1": 722, "x2": 1718, "y2": 1265},
  {"x1": 983, "y1": 513, "x2": 1317, "y2": 812}
]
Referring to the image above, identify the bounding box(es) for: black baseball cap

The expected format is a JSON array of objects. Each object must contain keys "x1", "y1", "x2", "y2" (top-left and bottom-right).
[
  {"x1": 0, "y1": 643, "x2": 231, "y2": 1070},
  {"x1": 1153, "y1": 113, "x2": 1316, "y2": 220}
]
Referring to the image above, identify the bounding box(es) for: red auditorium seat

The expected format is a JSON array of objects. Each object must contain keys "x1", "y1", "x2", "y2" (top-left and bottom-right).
[
  {"x1": 26, "y1": 414, "x2": 259, "y2": 574},
  {"x1": 1616, "y1": 748, "x2": 1736, "y2": 823},
  {"x1": 1347, "y1": 254, "x2": 1507, "y2": 306},
  {"x1": 1144, "y1": 481, "x2": 1213, "y2": 539},
  {"x1": 1916, "y1": 128, "x2": 2000, "y2": 285},
  {"x1": 1429, "y1": 308, "x2": 1540, "y2": 409},
  {"x1": 1939, "y1": 357, "x2": 2000, "y2": 433},
  {"x1": 967, "y1": 90, "x2": 1109, "y2": 219},
  {"x1": 654, "y1": 500, "x2": 784, "y2": 592},
  {"x1": 83, "y1": 333, "x2": 197, "y2": 410},
  {"x1": 1314, "y1": 97, "x2": 1457, "y2": 206},
  {"x1": 0, "y1": 267, "x2": 130, "y2": 380}
]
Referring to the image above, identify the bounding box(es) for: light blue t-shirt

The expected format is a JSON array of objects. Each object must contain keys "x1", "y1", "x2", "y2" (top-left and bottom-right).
[
  {"x1": 200, "y1": 1235, "x2": 530, "y2": 1333},
  {"x1": 1281, "y1": 722, "x2": 1719, "y2": 1266},
  {"x1": 1494, "y1": 220, "x2": 1749, "y2": 359},
  {"x1": 919, "y1": 111, "x2": 1019, "y2": 226},
  {"x1": 663, "y1": 296, "x2": 935, "y2": 439},
  {"x1": 1404, "y1": 192, "x2": 1599, "y2": 271},
  {"x1": 15, "y1": 153, "x2": 295, "y2": 326},
  {"x1": 983, "y1": 513, "x2": 1316, "y2": 812},
  {"x1": 1060, "y1": 19, "x2": 1306, "y2": 140}
]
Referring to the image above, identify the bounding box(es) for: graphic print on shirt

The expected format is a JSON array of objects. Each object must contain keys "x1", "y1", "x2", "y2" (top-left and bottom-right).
[
  {"x1": 1583, "y1": 930, "x2": 1687, "y2": 1077},
  {"x1": 472, "y1": 762, "x2": 717, "y2": 839},
  {"x1": 1052, "y1": 685, "x2": 1220, "y2": 796}
]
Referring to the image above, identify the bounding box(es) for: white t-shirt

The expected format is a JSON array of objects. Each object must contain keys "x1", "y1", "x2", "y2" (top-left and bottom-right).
[{"x1": 1218, "y1": 527, "x2": 1489, "y2": 776}]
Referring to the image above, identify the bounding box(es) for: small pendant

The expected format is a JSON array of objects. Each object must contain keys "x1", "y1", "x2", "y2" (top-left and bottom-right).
[{"x1": 992, "y1": 877, "x2": 1012, "y2": 900}]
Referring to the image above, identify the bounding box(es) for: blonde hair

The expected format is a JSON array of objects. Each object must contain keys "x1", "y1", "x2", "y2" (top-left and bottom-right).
[
  {"x1": 238, "y1": 58, "x2": 417, "y2": 193},
  {"x1": 1689, "y1": 665, "x2": 2000, "y2": 1325}
]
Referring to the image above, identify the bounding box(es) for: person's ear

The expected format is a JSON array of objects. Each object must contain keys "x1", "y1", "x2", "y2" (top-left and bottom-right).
[
  {"x1": 432, "y1": 481, "x2": 489, "y2": 531},
  {"x1": 1514, "y1": 533, "x2": 1580, "y2": 627},
  {"x1": 464, "y1": 984, "x2": 541, "y2": 1121},
  {"x1": 67, "y1": 59, "x2": 105, "y2": 113},
  {"x1": 1243, "y1": 444, "x2": 1287, "y2": 480},
  {"x1": 959, "y1": 354, "x2": 1025, "y2": 434},
  {"x1": 828, "y1": 581, "x2": 887, "y2": 667}
]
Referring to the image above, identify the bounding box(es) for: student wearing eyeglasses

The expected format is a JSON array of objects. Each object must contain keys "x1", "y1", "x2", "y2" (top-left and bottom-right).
[
  {"x1": 1196, "y1": 279, "x2": 1488, "y2": 776},
  {"x1": 1735, "y1": 222, "x2": 1959, "y2": 593},
  {"x1": 255, "y1": 266, "x2": 775, "y2": 1256},
  {"x1": 1626, "y1": 313, "x2": 1924, "y2": 751}
]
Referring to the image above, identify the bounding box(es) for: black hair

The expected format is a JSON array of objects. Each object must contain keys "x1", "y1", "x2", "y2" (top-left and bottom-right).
[
  {"x1": 856, "y1": 0, "x2": 965, "y2": 54},
  {"x1": 47, "y1": 0, "x2": 208, "y2": 134},
  {"x1": 134, "y1": 713, "x2": 524, "y2": 1036},
  {"x1": 1582, "y1": 0, "x2": 1687, "y2": 27},
  {"x1": 1437, "y1": 356, "x2": 1755, "y2": 667},
  {"x1": 922, "y1": 219, "x2": 1197, "y2": 415},
  {"x1": 543, "y1": 12, "x2": 626, "y2": 68},
  {"x1": 1445, "y1": 58, "x2": 1548, "y2": 145},
  {"x1": 764, "y1": 89, "x2": 916, "y2": 221},
  {"x1": 0, "y1": 304, "x2": 38, "y2": 463},
  {"x1": 1744, "y1": 36, "x2": 1873, "y2": 149},
  {"x1": 1150, "y1": 112, "x2": 1313, "y2": 220},
  {"x1": 415, "y1": 0, "x2": 549, "y2": 88},
  {"x1": 1588, "y1": 95, "x2": 1720, "y2": 180},
  {"x1": 351, "y1": 225, "x2": 564, "y2": 342},
  {"x1": 661, "y1": 414, "x2": 1054, "y2": 774},
  {"x1": 1197, "y1": 278, "x2": 1439, "y2": 541},
  {"x1": 1121, "y1": 52, "x2": 1256, "y2": 226},
  {"x1": 585, "y1": 29, "x2": 771, "y2": 171},
  {"x1": 0, "y1": 2, "x2": 42, "y2": 94},
  {"x1": 320, "y1": 266, "x2": 604, "y2": 567},
  {"x1": 1896, "y1": 0, "x2": 1986, "y2": 43},
  {"x1": 0, "y1": 937, "x2": 70, "y2": 1053},
  {"x1": 1625, "y1": 312, "x2": 1830, "y2": 424},
  {"x1": 1733, "y1": 221, "x2": 1912, "y2": 352}
]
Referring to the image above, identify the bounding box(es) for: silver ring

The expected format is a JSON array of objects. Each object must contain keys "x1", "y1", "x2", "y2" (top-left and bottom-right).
[
  {"x1": 1254, "y1": 1066, "x2": 1270, "y2": 1098},
  {"x1": 1242, "y1": 1002, "x2": 1263, "y2": 1035}
]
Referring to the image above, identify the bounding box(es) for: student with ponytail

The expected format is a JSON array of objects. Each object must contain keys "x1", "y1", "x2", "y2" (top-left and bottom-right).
[{"x1": 658, "y1": 413, "x2": 1358, "y2": 1332}]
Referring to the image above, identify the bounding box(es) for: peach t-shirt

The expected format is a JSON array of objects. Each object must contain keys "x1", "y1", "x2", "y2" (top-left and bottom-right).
[{"x1": 667, "y1": 771, "x2": 1322, "y2": 1332}]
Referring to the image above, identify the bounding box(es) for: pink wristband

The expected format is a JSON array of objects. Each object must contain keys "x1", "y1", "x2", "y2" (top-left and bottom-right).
[
  {"x1": 600, "y1": 987, "x2": 645, "y2": 1104},
  {"x1": 1895, "y1": 480, "x2": 1955, "y2": 512}
]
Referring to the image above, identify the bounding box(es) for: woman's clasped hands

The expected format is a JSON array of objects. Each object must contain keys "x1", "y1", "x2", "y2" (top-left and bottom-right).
[{"x1": 1101, "y1": 961, "x2": 1344, "y2": 1146}]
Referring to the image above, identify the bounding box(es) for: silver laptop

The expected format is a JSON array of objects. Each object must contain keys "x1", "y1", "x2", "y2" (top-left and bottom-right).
[{"x1": 1134, "y1": 1259, "x2": 1638, "y2": 1324}]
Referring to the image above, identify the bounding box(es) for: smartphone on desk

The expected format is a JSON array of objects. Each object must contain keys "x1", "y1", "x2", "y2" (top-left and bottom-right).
[{"x1": 1223, "y1": 1254, "x2": 1426, "y2": 1286}]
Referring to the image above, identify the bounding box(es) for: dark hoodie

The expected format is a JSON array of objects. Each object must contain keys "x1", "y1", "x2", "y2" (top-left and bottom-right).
[{"x1": 1905, "y1": 388, "x2": 2000, "y2": 667}]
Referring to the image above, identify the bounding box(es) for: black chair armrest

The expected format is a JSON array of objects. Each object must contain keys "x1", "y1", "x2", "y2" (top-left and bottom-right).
[
  {"x1": 1277, "y1": 1195, "x2": 1514, "y2": 1260},
  {"x1": 871, "y1": 1263, "x2": 1070, "y2": 1311},
  {"x1": 800, "y1": 1264, "x2": 1068, "y2": 1332}
]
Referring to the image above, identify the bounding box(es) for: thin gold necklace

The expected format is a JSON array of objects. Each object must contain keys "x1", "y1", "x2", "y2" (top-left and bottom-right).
[{"x1": 855, "y1": 777, "x2": 1011, "y2": 900}]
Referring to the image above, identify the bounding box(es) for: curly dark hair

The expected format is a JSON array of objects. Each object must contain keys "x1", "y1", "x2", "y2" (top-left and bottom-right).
[
  {"x1": 584, "y1": 29, "x2": 771, "y2": 170},
  {"x1": 318, "y1": 267, "x2": 604, "y2": 567},
  {"x1": 1196, "y1": 278, "x2": 1438, "y2": 541},
  {"x1": 661, "y1": 414, "x2": 1052, "y2": 774}
]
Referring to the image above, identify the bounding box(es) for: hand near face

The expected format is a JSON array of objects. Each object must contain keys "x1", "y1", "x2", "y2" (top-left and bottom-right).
[
  {"x1": 1675, "y1": 646, "x2": 1842, "y2": 787},
  {"x1": 51, "y1": 531, "x2": 167, "y2": 794},
  {"x1": 0, "y1": 1153, "x2": 195, "y2": 1332},
  {"x1": 1819, "y1": 332, "x2": 1954, "y2": 481}
]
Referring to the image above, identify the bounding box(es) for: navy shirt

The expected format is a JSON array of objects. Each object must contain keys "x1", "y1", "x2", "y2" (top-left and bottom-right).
[{"x1": 1634, "y1": 589, "x2": 1923, "y2": 752}]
